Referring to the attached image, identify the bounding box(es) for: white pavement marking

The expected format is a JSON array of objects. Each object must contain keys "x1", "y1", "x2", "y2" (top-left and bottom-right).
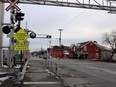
[
  {"x1": 23, "y1": 82, "x2": 61, "y2": 85},
  {"x1": 56, "y1": 63, "x2": 93, "y2": 65},
  {"x1": 86, "y1": 66, "x2": 116, "y2": 75}
]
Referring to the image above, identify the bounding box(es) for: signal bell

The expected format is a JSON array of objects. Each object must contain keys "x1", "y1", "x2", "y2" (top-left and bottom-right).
[{"x1": 2, "y1": 26, "x2": 11, "y2": 34}]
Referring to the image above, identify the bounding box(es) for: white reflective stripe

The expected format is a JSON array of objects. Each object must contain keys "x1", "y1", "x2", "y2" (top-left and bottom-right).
[{"x1": 24, "y1": 82, "x2": 61, "y2": 85}]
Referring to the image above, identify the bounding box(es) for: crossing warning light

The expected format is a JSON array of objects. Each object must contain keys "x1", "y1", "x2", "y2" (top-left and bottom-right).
[
  {"x1": 46, "y1": 35, "x2": 52, "y2": 38},
  {"x1": 2, "y1": 26, "x2": 11, "y2": 34}
]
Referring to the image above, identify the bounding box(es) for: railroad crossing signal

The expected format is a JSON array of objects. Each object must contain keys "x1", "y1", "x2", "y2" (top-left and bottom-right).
[{"x1": 5, "y1": 0, "x2": 21, "y2": 11}]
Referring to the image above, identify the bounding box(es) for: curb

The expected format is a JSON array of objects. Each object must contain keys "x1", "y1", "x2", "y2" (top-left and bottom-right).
[{"x1": 45, "y1": 69, "x2": 70, "y2": 87}]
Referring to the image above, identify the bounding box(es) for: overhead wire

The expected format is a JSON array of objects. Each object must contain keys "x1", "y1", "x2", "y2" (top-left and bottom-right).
[
  {"x1": 61, "y1": 10, "x2": 98, "y2": 29},
  {"x1": 72, "y1": 11, "x2": 98, "y2": 26},
  {"x1": 61, "y1": 10, "x2": 88, "y2": 28}
]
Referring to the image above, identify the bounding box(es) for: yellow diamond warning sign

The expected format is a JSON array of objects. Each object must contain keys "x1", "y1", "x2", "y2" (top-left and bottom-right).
[
  {"x1": 14, "y1": 28, "x2": 29, "y2": 43},
  {"x1": 14, "y1": 44, "x2": 29, "y2": 51}
]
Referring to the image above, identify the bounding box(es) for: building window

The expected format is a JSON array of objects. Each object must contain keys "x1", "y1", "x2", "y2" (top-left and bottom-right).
[
  {"x1": 96, "y1": 53, "x2": 99, "y2": 59},
  {"x1": 96, "y1": 46, "x2": 99, "y2": 51}
]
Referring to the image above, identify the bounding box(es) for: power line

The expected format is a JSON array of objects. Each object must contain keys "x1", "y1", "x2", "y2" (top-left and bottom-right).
[
  {"x1": 61, "y1": 10, "x2": 98, "y2": 28},
  {"x1": 72, "y1": 11, "x2": 98, "y2": 26},
  {"x1": 61, "y1": 10, "x2": 88, "y2": 28}
]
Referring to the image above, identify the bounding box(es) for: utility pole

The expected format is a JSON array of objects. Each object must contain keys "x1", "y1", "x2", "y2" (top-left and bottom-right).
[
  {"x1": 0, "y1": 1, "x2": 4, "y2": 67},
  {"x1": 58, "y1": 29, "x2": 63, "y2": 60},
  {"x1": 58, "y1": 29, "x2": 63, "y2": 46}
]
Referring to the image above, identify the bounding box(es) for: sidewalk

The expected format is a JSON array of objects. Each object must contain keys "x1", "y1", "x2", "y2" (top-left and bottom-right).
[{"x1": 22, "y1": 57, "x2": 66, "y2": 87}]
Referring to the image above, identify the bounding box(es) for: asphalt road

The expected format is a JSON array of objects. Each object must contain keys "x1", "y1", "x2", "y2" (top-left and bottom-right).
[{"x1": 49, "y1": 58, "x2": 116, "y2": 87}]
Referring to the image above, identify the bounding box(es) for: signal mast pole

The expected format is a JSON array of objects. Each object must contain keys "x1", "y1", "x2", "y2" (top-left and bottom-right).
[{"x1": 0, "y1": 1, "x2": 4, "y2": 67}]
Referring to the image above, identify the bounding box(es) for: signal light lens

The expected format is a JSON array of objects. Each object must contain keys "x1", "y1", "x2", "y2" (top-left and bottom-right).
[
  {"x1": 46, "y1": 35, "x2": 52, "y2": 38},
  {"x1": 2, "y1": 26, "x2": 11, "y2": 34}
]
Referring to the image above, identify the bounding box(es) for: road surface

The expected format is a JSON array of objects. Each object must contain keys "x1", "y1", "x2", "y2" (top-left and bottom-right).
[{"x1": 49, "y1": 58, "x2": 116, "y2": 87}]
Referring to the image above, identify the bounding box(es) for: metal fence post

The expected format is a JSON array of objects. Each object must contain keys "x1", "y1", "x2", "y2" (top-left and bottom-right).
[
  {"x1": 51, "y1": 61, "x2": 52, "y2": 71},
  {"x1": 45, "y1": 59, "x2": 47, "y2": 68},
  {"x1": 48, "y1": 60, "x2": 49, "y2": 69},
  {"x1": 55, "y1": 63, "x2": 58, "y2": 75}
]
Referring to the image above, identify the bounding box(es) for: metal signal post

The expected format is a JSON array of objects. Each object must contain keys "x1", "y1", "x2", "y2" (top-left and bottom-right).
[{"x1": 0, "y1": 1, "x2": 4, "y2": 67}]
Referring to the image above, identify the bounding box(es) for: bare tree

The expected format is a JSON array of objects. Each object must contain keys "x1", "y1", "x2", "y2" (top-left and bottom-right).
[{"x1": 102, "y1": 30, "x2": 116, "y2": 60}]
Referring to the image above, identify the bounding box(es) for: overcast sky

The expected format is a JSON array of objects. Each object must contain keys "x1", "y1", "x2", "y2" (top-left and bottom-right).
[{"x1": 3, "y1": 1, "x2": 116, "y2": 51}]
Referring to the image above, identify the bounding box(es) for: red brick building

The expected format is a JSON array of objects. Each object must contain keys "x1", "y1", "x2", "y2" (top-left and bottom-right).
[
  {"x1": 51, "y1": 45, "x2": 70, "y2": 59},
  {"x1": 69, "y1": 44, "x2": 78, "y2": 59},
  {"x1": 50, "y1": 41, "x2": 111, "y2": 60},
  {"x1": 51, "y1": 46, "x2": 64, "y2": 58},
  {"x1": 78, "y1": 41, "x2": 111, "y2": 60}
]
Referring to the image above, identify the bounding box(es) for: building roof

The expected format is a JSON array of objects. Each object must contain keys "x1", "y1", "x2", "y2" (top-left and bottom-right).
[
  {"x1": 78, "y1": 41, "x2": 91, "y2": 47},
  {"x1": 96, "y1": 44, "x2": 111, "y2": 51}
]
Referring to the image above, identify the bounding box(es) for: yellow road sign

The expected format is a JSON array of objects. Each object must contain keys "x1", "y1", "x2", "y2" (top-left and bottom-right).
[
  {"x1": 14, "y1": 44, "x2": 29, "y2": 51},
  {"x1": 14, "y1": 28, "x2": 29, "y2": 43}
]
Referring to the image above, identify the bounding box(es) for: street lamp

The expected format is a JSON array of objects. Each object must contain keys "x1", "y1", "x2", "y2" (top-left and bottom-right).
[
  {"x1": 58, "y1": 29, "x2": 63, "y2": 46},
  {"x1": 58, "y1": 29, "x2": 63, "y2": 60}
]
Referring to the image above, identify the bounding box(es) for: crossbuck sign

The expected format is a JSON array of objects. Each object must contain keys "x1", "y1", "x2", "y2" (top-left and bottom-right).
[{"x1": 5, "y1": 0, "x2": 21, "y2": 11}]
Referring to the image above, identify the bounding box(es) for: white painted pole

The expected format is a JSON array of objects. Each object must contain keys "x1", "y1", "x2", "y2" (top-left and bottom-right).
[{"x1": 0, "y1": 1, "x2": 4, "y2": 67}]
